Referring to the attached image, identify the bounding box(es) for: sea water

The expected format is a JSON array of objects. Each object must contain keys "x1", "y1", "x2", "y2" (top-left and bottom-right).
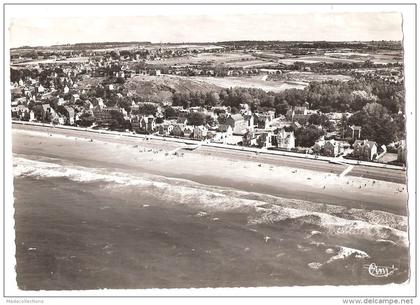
[{"x1": 13, "y1": 154, "x2": 409, "y2": 290}]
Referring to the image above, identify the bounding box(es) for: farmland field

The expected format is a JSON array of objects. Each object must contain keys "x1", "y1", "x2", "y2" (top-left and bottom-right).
[
  {"x1": 190, "y1": 75, "x2": 307, "y2": 92},
  {"x1": 277, "y1": 52, "x2": 403, "y2": 65},
  {"x1": 146, "y1": 52, "x2": 257, "y2": 66},
  {"x1": 277, "y1": 56, "x2": 367, "y2": 65},
  {"x1": 224, "y1": 60, "x2": 274, "y2": 68},
  {"x1": 11, "y1": 56, "x2": 90, "y2": 66},
  {"x1": 280, "y1": 71, "x2": 353, "y2": 82}
]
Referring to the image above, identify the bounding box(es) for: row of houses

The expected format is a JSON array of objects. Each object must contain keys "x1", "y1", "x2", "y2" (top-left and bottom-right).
[
  {"x1": 11, "y1": 102, "x2": 77, "y2": 125},
  {"x1": 242, "y1": 128, "x2": 296, "y2": 150}
]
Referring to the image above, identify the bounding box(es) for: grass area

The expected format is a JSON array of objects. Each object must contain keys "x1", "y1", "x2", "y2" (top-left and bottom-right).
[
  {"x1": 76, "y1": 77, "x2": 106, "y2": 89},
  {"x1": 378, "y1": 153, "x2": 398, "y2": 164},
  {"x1": 124, "y1": 74, "x2": 221, "y2": 99}
]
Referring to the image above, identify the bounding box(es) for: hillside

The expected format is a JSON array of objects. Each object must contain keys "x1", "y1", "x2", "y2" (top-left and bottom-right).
[{"x1": 123, "y1": 75, "x2": 221, "y2": 103}]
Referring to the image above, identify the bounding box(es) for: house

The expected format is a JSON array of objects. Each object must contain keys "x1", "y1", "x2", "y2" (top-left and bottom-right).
[
  {"x1": 37, "y1": 84, "x2": 45, "y2": 94},
  {"x1": 225, "y1": 114, "x2": 247, "y2": 135},
  {"x1": 57, "y1": 97, "x2": 68, "y2": 106},
  {"x1": 217, "y1": 124, "x2": 233, "y2": 137},
  {"x1": 183, "y1": 125, "x2": 194, "y2": 138},
  {"x1": 53, "y1": 115, "x2": 66, "y2": 125},
  {"x1": 397, "y1": 140, "x2": 406, "y2": 163},
  {"x1": 171, "y1": 124, "x2": 185, "y2": 137},
  {"x1": 11, "y1": 104, "x2": 29, "y2": 120},
  {"x1": 313, "y1": 138, "x2": 343, "y2": 157},
  {"x1": 38, "y1": 103, "x2": 57, "y2": 122},
  {"x1": 353, "y1": 140, "x2": 378, "y2": 161},
  {"x1": 132, "y1": 115, "x2": 156, "y2": 133},
  {"x1": 192, "y1": 126, "x2": 208, "y2": 140},
  {"x1": 242, "y1": 130, "x2": 256, "y2": 146},
  {"x1": 177, "y1": 117, "x2": 188, "y2": 125},
  {"x1": 239, "y1": 103, "x2": 250, "y2": 113},
  {"x1": 63, "y1": 106, "x2": 75, "y2": 125},
  {"x1": 294, "y1": 106, "x2": 310, "y2": 123},
  {"x1": 92, "y1": 98, "x2": 105, "y2": 109},
  {"x1": 273, "y1": 128, "x2": 295, "y2": 150},
  {"x1": 347, "y1": 125, "x2": 362, "y2": 139},
  {"x1": 292, "y1": 121, "x2": 302, "y2": 130},
  {"x1": 29, "y1": 110, "x2": 36, "y2": 122},
  {"x1": 243, "y1": 113, "x2": 255, "y2": 130},
  {"x1": 150, "y1": 69, "x2": 161, "y2": 76},
  {"x1": 312, "y1": 139, "x2": 324, "y2": 155},
  {"x1": 145, "y1": 116, "x2": 156, "y2": 132},
  {"x1": 93, "y1": 107, "x2": 115, "y2": 127},
  {"x1": 158, "y1": 123, "x2": 174, "y2": 136},
  {"x1": 71, "y1": 94, "x2": 80, "y2": 103},
  {"x1": 256, "y1": 132, "x2": 274, "y2": 148},
  {"x1": 254, "y1": 113, "x2": 273, "y2": 129},
  {"x1": 323, "y1": 140, "x2": 341, "y2": 157},
  {"x1": 206, "y1": 130, "x2": 218, "y2": 142},
  {"x1": 286, "y1": 105, "x2": 309, "y2": 122},
  {"x1": 115, "y1": 71, "x2": 125, "y2": 78}
]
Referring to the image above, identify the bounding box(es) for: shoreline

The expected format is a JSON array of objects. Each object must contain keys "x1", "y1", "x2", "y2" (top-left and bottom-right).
[{"x1": 12, "y1": 125, "x2": 408, "y2": 216}]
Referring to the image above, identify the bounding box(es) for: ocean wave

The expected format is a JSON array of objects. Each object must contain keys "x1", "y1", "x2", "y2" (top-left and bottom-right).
[
  {"x1": 249, "y1": 207, "x2": 408, "y2": 247},
  {"x1": 13, "y1": 155, "x2": 408, "y2": 247},
  {"x1": 326, "y1": 246, "x2": 370, "y2": 263},
  {"x1": 13, "y1": 156, "x2": 166, "y2": 188},
  {"x1": 308, "y1": 246, "x2": 370, "y2": 270}
]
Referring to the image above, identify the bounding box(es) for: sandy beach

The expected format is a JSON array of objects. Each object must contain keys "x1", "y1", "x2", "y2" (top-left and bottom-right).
[{"x1": 12, "y1": 125, "x2": 407, "y2": 215}]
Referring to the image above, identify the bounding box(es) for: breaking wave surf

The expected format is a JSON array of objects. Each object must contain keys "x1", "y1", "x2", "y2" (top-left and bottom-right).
[{"x1": 13, "y1": 154, "x2": 408, "y2": 247}]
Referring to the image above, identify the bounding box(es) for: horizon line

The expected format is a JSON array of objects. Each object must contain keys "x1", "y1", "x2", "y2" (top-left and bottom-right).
[{"x1": 11, "y1": 39, "x2": 403, "y2": 50}]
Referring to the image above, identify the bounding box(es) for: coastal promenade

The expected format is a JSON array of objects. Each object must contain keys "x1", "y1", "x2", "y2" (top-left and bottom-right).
[{"x1": 11, "y1": 121, "x2": 406, "y2": 184}]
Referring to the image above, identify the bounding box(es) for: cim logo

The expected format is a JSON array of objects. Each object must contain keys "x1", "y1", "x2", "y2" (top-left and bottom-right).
[{"x1": 365, "y1": 263, "x2": 398, "y2": 278}]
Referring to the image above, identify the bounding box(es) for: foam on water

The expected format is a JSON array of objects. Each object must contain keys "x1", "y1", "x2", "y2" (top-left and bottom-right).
[
  {"x1": 326, "y1": 246, "x2": 370, "y2": 263},
  {"x1": 14, "y1": 156, "x2": 165, "y2": 188},
  {"x1": 13, "y1": 154, "x2": 408, "y2": 247}
]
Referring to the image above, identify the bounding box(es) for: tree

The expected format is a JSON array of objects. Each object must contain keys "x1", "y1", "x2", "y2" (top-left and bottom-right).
[
  {"x1": 138, "y1": 104, "x2": 157, "y2": 116},
  {"x1": 231, "y1": 107, "x2": 239, "y2": 114},
  {"x1": 77, "y1": 112, "x2": 95, "y2": 127},
  {"x1": 109, "y1": 110, "x2": 125, "y2": 130},
  {"x1": 275, "y1": 99, "x2": 289, "y2": 116},
  {"x1": 337, "y1": 114, "x2": 349, "y2": 138},
  {"x1": 117, "y1": 99, "x2": 132, "y2": 113},
  {"x1": 348, "y1": 105, "x2": 398, "y2": 145},
  {"x1": 22, "y1": 111, "x2": 30, "y2": 121},
  {"x1": 187, "y1": 112, "x2": 206, "y2": 126},
  {"x1": 295, "y1": 126, "x2": 325, "y2": 147},
  {"x1": 205, "y1": 115, "x2": 215, "y2": 126},
  {"x1": 56, "y1": 105, "x2": 67, "y2": 117},
  {"x1": 393, "y1": 113, "x2": 406, "y2": 140},
  {"x1": 205, "y1": 92, "x2": 220, "y2": 106},
  {"x1": 164, "y1": 106, "x2": 178, "y2": 119},
  {"x1": 308, "y1": 113, "x2": 334, "y2": 131}
]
